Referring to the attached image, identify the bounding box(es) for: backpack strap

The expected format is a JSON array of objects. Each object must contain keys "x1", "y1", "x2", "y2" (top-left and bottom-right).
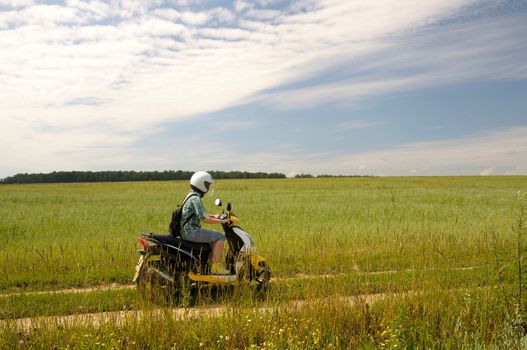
[{"x1": 180, "y1": 193, "x2": 199, "y2": 229}]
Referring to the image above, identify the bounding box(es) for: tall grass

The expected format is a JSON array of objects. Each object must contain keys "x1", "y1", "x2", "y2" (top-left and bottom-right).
[
  {"x1": 1, "y1": 287, "x2": 525, "y2": 349},
  {"x1": 0, "y1": 177, "x2": 526, "y2": 348},
  {"x1": 2, "y1": 177, "x2": 523, "y2": 289}
]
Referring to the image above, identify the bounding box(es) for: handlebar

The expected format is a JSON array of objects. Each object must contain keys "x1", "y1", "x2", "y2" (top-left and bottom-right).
[
  {"x1": 218, "y1": 212, "x2": 240, "y2": 226},
  {"x1": 215, "y1": 200, "x2": 240, "y2": 226}
]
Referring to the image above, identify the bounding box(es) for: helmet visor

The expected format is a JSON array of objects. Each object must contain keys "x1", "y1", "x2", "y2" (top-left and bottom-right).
[{"x1": 204, "y1": 181, "x2": 214, "y2": 195}]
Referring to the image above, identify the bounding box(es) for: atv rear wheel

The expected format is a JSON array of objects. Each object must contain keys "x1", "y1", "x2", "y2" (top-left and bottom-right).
[{"x1": 136, "y1": 267, "x2": 177, "y2": 304}]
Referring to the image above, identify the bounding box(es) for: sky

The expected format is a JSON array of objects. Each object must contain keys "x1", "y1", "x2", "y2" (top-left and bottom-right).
[{"x1": 0, "y1": 0, "x2": 526, "y2": 178}]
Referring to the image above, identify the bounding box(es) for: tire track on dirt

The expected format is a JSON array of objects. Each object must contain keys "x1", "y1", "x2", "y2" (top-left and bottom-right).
[
  {"x1": 2, "y1": 291, "x2": 400, "y2": 331},
  {"x1": 0, "y1": 266, "x2": 478, "y2": 298},
  {"x1": 1, "y1": 266, "x2": 482, "y2": 330},
  {"x1": 0, "y1": 283, "x2": 135, "y2": 298},
  {"x1": 0, "y1": 273, "x2": 396, "y2": 329}
]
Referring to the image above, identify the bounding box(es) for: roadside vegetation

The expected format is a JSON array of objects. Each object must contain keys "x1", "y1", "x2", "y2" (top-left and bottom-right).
[{"x1": 0, "y1": 177, "x2": 526, "y2": 348}]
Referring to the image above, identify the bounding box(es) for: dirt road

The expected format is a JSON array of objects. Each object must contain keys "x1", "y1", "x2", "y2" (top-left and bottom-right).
[
  {"x1": 1, "y1": 265, "x2": 477, "y2": 330},
  {"x1": 3, "y1": 291, "x2": 399, "y2": 331},
  {"x1": 0, "y1": 266, "x2": 477, "y2": 298}
]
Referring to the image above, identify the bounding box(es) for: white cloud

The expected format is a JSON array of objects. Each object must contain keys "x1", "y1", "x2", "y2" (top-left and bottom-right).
[
  {"x1": 357, "y1": 165, "x2": 370, "y2": 171},
  {"x1": 505, "y1": 166, "x2": 527, "y2": 176},
  {"x1": 480, "y1": 167, "x2": 495, "y2": 176},
  {"x1": 334, "y1": 120, "x2": 378, "y2": 132},
  {"x1": 246, "y1": 8, "x2": 281, "y2": 20},
  {"x1": 0, "y1": 0, "x2": 488, "y2": 131},
  {"x1": 208, "y1": 120, "x2": 262, "y2": 133},
  {"x1": 208, "y1": 7, "x2": 236, "y2": 24},
  {"x1": 66, "y1": 0, "x2": 110, "y2": 18},
  {"x1": 235, "y1": 0, "x2": 253, "y2": 13},
  {"x1": 328, "y1": 127, "x2": 527, "y2": 176},
  {"x1": 153, "y1": 8, "x2": 212, "y2": 26},
  {"x1": 180, "y1": 11, "x2": 210, "y2": 25},
  {"x1": 206, "y1": 126, "x2": 527, "y2": 176},
  {"x1": 263, "y1": 14, "x2": 527, "y2": 108},
  {"x1": 3, "y1": 123, "x2": 524, "y2": 178},
  {"x1": 286, "y1": 171, "x2": 297, "y2": 178},
  {"x1": 0, "y1": 0, "x2": 525, "y2": 176},
  {"x1": 0, "y1": 0, "x2": 34, "y2": 9},
  {"x1": 255, "y1": 0, "x2": 284, "y2": 6}
]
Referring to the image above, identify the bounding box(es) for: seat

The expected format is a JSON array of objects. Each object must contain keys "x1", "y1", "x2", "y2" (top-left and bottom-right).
[{"x1": 150, "y1": 233, "x2": 212, "y2": 253}]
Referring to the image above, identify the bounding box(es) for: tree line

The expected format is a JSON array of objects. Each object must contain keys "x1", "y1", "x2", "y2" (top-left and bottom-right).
[
  {"x1": 294, "y1": 173, "x2": 372, "y2": 178},
  {"x1": 0, "y1": 170, "x2": 286, "y2": 184}
]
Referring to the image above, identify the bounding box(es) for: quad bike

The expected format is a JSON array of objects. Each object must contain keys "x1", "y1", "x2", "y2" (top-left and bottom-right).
[{"x1": 132, "y1": 199, "x2": 271, "y2": 302}]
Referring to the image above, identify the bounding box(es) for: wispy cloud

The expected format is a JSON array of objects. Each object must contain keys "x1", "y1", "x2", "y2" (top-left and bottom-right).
[
  {"x1": 185, "y1": 126, "x2": 526, "y2": 176},
  {"x1": 480, "y1": 166, "x2": 495, "y2": 176},
  {"x1": 209, "y1": 120, "x2": 262, "y2": 133},
  {"x1": 262, "y1": 14, "x2": 527, "y2": 109},
  {"x1": 335, "y1": 120, "x2": 378, "y2": 131},
  {"x1": 0, "y1": 1, "x2": 525, "y2": 176},
  {"x1": 64, "y1": 97, "x2": 107, "y2": 106},
  {"x1": 323, "y1": 126, "x2": 527, "y2": 176},
  {"x1": 1, "y1": 1, "x2": 483, "y2": 129},
  {"x1": 185, "y1": 126, "x2": 527, "y2": 176}
]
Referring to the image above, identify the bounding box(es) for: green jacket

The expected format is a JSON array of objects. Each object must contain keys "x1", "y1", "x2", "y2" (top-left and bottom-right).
[{"x1": 180, "y1": 191, "x2": 207, "y2": 237}]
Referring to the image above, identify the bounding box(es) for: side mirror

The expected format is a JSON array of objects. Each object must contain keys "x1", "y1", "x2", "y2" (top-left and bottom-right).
[
  {"x1": 227, "y1": 203, "x2": 231, "y2": 211},
  {"x1": 214, "y1": 198, "x2": 222, "y2": 207}
]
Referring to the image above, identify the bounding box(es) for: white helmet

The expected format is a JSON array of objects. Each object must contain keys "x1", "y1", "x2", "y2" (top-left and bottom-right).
[{"x1": 190, "y1": 171, "x2": 214, "y2": 193}]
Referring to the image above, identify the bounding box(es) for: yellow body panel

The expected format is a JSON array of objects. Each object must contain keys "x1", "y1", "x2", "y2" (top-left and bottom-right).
[
  {"x1": 188, "y1": 271, "x2": 237, "y2": 284},
  {"x1": 228, "y1": 215, "x2": 240, "y2": 227},
  {"x1": 250, "y1": 254, "x2": 266, "y2": 268}
]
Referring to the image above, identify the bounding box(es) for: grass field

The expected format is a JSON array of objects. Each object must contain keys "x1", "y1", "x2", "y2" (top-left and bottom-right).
[{"x1": 1, "y1": 176, "x2": 526, "y2": 348}]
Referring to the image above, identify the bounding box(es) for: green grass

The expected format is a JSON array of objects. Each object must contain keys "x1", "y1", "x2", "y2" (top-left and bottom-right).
[
  {"x1": 1, "y1": 177, "x2": 524, "y2": 290},
  {"x1": 1, "y1": 287, "x2": 524, "y2": 349},
  {"x1": 0, "y1": 266, "x2": 494, "y2": 319},
  {"x1": 0, "y1": 288, "x2": 138, "y2": 320},
  {"x1": 0, "y1": 176, "x2": 526, "y2": 348}
]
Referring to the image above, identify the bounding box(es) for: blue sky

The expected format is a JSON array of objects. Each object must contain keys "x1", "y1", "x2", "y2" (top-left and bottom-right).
[{"x1": 0, "y1": 0, "x2": 526, "y2": 177}]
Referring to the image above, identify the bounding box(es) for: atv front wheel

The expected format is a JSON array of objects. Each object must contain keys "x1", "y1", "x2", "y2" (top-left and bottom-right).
[
  {"x1": 253, "y1": 262, "x2": 271, "y2": 300},
  {"x1": 255, "y1": 261, "x2": 272, "y2": 285}
]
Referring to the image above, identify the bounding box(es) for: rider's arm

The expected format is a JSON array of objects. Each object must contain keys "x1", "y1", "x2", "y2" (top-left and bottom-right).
[
  {"x1": 195, "y1": 199, "x2": 227, "y2": 225},
  {"x1": 204, "y1": 216, "x2": 229, "y2": 225}
]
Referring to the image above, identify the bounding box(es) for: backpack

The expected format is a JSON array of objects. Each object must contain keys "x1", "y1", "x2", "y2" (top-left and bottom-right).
[{"x1": 168, "y1": 193, "x2": 198, "y2": 237}]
